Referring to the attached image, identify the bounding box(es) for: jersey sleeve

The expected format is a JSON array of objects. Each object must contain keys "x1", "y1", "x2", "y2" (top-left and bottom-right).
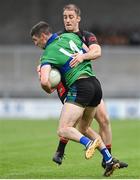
[
  {"x1": 83, "y1": 31, "x2": 98, "y2": 46},
  {"x1": 40, "y1": 54, "x2": 56, "y2": 68}
]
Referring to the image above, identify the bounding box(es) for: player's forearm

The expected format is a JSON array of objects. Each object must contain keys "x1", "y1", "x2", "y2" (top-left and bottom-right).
[
  {"x1": 82, "y1": 44, "x2": 101, "y2": 61},
  {"x1": 70, "y1": 44, "x2": 101, "y2": 67},
  {"x1": 40, "y1": 64, "x2": 52, "y2": 94}
]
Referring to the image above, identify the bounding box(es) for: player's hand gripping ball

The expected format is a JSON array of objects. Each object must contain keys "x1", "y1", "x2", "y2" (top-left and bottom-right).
[{"x1": 49, "y1": 68, "x2": 61, "y2": 88}]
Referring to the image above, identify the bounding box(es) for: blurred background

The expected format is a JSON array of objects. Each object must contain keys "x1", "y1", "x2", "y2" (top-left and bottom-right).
[{"x1": 0, "y1": 0, "x2": 140, "y2": 119}]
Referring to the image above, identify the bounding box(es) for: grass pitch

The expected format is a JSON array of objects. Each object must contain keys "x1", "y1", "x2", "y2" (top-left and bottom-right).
[{"x1": 0, "y1": 119, "x2": 140, "y2": 179}]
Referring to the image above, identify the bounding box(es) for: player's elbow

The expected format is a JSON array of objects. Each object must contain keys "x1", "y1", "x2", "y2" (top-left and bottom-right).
[
  {"x1": 41, "y1": 80, "x2": 51, "y2": 94},
  {"x1": 89, "y1": 44, "x2": 102, "y2": 59},
  {"x1": 96, "y1": 46, "x2": 102, "y2": 58},
  {"x1": 41, "y1": 84, "x2": 51, "y2": 94}
]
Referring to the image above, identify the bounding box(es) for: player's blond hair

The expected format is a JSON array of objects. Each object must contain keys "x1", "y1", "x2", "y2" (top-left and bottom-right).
[{"x1": 63, "y1": 4, "x2": 81, "y2": 16}]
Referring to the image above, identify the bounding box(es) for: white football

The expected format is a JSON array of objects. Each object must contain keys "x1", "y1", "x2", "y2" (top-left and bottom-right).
[{"x1": 49, "y1": 68, "x2": 61, "y2": 88}]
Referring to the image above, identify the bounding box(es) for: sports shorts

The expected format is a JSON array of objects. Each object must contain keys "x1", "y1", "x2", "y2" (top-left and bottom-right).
[{"x1": 65, "y1": 76, "x2": 102, "y2": 107}]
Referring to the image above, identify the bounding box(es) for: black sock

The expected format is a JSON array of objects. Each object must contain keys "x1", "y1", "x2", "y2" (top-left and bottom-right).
[
  {"x1": 107, "y1": 147, "x2": 111, "y2": 154},
  {"x1": 56, "y1": 140, "x2": 68, "y2": 154},
  {"x1": 106, "y1": 144, "x2": 112, "y2": 154}
]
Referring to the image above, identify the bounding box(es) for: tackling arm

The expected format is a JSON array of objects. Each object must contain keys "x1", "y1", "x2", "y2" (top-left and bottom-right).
[
  {"x1": 70, "y1": 43, "x2": 101, "y2": 67},
  {"x1": 82, "y1": 43, "x2": 101, "y2": 60}
]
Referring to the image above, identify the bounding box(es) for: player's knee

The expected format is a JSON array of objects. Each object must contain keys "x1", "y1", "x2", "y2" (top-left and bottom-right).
[
  {"x1": 57, "y1": 127, "x2": 67, "y2": 137},
  {"x1": 57, "y1": 128, "x2": 63, "y2": 137}
]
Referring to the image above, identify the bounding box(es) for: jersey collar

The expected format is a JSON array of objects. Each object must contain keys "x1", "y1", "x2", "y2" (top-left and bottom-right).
[{"x1": 45, "y1": 33, "x2": 59, "y2": 48}]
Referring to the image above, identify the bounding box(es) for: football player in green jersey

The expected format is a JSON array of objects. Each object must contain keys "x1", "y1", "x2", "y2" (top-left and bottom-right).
[
  {"x1": 30, "y1": 21, "x2": 124, "y2": 176},
  {"x1": 53, "y1": 4, "x2": 128, "y2": 170}
]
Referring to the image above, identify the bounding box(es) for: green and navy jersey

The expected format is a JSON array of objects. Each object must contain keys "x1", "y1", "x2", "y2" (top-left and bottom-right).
[
  {"x1": 57, "y1": 29, "x2": 98, "y2": 46},
  {"x1": 40, "y1": 33, "x2": 96, "y2": 87}
]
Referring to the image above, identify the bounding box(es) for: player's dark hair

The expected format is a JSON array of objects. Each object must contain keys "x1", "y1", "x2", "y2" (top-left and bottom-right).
[
  {"x1": 63, "y1": 4, "x2": 81, "y2": 16},
  {"x1": 30, "y1": 21, "x2": 52, "y2": 37}
]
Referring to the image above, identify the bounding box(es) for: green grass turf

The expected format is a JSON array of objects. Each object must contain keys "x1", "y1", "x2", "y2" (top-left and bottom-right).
[{"x1": 0, "y1": 119, "x2": 140, "y2": 179}]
